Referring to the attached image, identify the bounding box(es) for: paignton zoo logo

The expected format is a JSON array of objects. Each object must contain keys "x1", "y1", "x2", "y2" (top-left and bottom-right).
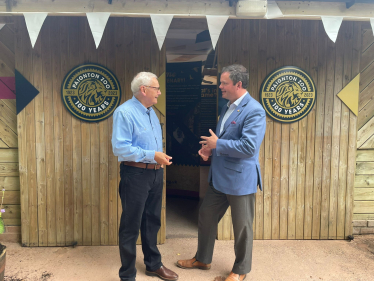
[
  {"x1": 62, "y1": 64, "x2": 121, "y2": 122},
  {"x1": 260, "y1": 66, "x2": 316, "y2": 123}
]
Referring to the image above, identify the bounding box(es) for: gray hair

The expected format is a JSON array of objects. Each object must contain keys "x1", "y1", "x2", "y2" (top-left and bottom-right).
[
  {"x1": 221, "y1": 64, "x2": 249, "y2": 89},
  {"x1": 131, "y1": 72, "x2": 158, "y2": 95}
]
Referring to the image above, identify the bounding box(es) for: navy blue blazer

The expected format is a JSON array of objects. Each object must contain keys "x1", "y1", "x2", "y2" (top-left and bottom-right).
[{"x1": 208, "y1": 93, "x2": 266, "y2": 195}]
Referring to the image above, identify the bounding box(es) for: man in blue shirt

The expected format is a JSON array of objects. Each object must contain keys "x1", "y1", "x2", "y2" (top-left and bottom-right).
[
  {"x1": 112, "y1": 72, "x2": 178, "y2": 281},
  {"x1": 177, "y1": 65, "x2": 266, "y2": 281}
]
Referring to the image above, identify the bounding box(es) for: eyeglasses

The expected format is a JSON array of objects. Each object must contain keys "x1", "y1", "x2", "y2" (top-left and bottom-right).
[{"x1": 144, "y1": 85, "x2": 161, "y2": 91}]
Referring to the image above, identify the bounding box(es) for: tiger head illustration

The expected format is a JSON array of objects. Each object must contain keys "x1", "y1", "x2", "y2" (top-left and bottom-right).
[
  {"x1": 77, "y1": 79, "x2": 107, "y2": 106},
  {"x1": 275, "y1": 82, "x2": 303, "y2": 109}
]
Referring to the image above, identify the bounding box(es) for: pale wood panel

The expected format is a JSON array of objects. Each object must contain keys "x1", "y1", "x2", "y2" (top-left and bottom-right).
[
  {"x1": 360, "y1": 60, "x2": 374, "y2": 92},
  {"x1": 357, "y1": 117, "x2": 374, "y2": 148},
  {"x1": 355, "y1": 188, "x2": 374, "y2": 200},
  {"x1": 358, "y1": 97, "x2": 374, "y2": 129},
  {"x1": 362, "y1": 29, "x2": 374, "y2": 52},
  {"x1": 359, "y1": 81, "x2": 374, "y2": 111},
  {"x1": 356, "y1": 150, "x2": 374, "y2": 161},
  {"x1": 0, "y1": 100, "x2": 17, "y2": 134},
  {"x1": 0, "y1": 120, "x2": 18, "y2": 147},
  {"x1": 353, "y1": 213, "x2": 374, "y2": 220},
  {"x1": 355, "y1": 175, "x2": 374, "y2": 187},
  {"x1": 356, "y1": 162, "x2": 374, "y2": 174},
  {"x1": 0, "y1": 163, "x2": 19, "y2": 176},
  {"x1": 360, "y1": 43, "x2": 374, "y2": 73},
  {"x1": 0, "y1": 176, "x2": 19, "y2": 190},
  {"x1": 0, "y1": 149, "x2": 18, "y2": 162},
  {"x1": 360, "y1": 134, "x2": 374, "y2": 149},
  {"x1": 16, "y1": 16, "x2": 166, "y2": 246},
  {"x1": 2, "y1": 190, "x2": 20, "y2": 204},
  {"x1": 0, "y1": 25, "x2": 15, "y2": 53},
  {"x1": 354, "y1": 201, "x2": 374, "y2": 213}
]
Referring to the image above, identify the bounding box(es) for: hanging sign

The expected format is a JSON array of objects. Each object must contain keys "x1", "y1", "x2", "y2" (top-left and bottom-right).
[
  {"x1": 61, "y1": 63, "x2": 121, "y2": 122},
  {"x1": 260, "y1": 66, "x2": 316, "y2": 123}
]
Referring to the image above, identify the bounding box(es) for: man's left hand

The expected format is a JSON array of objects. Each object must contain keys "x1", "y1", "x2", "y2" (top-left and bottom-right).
[{"x1": 200, "y1": 129, "x2": 218, "y2": 149}]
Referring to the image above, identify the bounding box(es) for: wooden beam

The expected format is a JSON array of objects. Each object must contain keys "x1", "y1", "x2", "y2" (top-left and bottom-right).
[{"x1": 0, "y1": 1, "x2": 372, "y2": 21}]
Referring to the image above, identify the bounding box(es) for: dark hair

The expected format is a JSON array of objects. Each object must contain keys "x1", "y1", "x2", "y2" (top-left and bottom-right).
[{"x1": 221, "y1": 64, "x2": 249, "y2": 89}]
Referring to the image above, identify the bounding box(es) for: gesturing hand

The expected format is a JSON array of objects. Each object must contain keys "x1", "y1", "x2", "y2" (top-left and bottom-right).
[
  {"x1": 154, "y1": 152, "x2": 173, "y2": 165},
  {"x1": 199, "y1": 129, "x2": 218, "y2": 149},
  {"x1": 198, "y1": 144, "x2": 211, "y2": 161}
]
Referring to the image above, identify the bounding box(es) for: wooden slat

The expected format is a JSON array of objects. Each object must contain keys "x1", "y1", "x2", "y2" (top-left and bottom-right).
[
  {"x1": 354, "y1": 201, "x2": 374, "y2": 213},
  {"x1": 0, "y1": 58, "x2": 14, "y2": 76},
  {"x1": 2, "y1": 190, "x2": 20, "y2": 204},
  {"x1": 353, "y1": 213, "x2": 374, "y2": 220},
  {"x1": 362, "y1": 29, "x2": 374, "y2": 53},
  {"x1": 360, "y1": 43, "x2": 374, "y2": 72},
  {"x1": 3, "y1": 219, "x2": 21, "y2": 226},
  {"x1": 1, "y1": 205, "x2": 20, "y2": 219},
  {"x1": 355, "y1": 188, "x2": 374, "y2": 200},
  {"x1": 255, "y1": 19, "x2": 267, "y2": 240},
  {"x1": 0, "y1": 148, "x2": 18, "y2": 162},
  {"x1": 355, "y1": 174, "x2": 374, "y2": 187},
  {"x1": 356, "y1": 162, "x2": 374, "y2": 174},
  {"x1": 91, "y1": 122, "x2": 100, "y2": 246},
  {"x1": 0, "y1": 120, "x2": 18, "y2": 147},
  {"x1": 0, "y1": 25, "x2": 15, "y2": 53},
  {"x1": 356, "y1": 150, "x2": 374, "y2": 161},
  {"x1": 0, "y1": 176, "x2": 19, "y2": 190},
  {"x1": 320, "y1": 35, "x2": 336, "y2": 239},
  {"x1": 33, "y1": 19, "x2": 48, "y2": 246},
  {"x1": 0, "y1": 40, "x2": 15, "y2": 71},
  {"x1": 360, "y1": 60, "x2": 374, "y2": 92},
  {"x1": 54, "y1": 17, "x2": 67, "y2": 246},
  {"x1": 360, "y1": 134, "x2": 374, "y2": 149},
  {"x1": 0, "y1": 100, "x2": 17, "y2": 134},
  {"x1": 358, "y1": 98, "x2": 374, "y2": 129},
  {"x1": 264, "y1": 20, "x2": 275, "y2": 240},
  {"x1": 2, "y1": 99, "x2": 16, "y2": 113},
  {"x1": 312, "y1": 22, "x2": 327, "y2": 239},
  {"x1": 304, "y1": 19, "x2": 318, "y2": 239},
  {"x1": 0, "y1": 140, "x2": 8, "y2": 148},
  {"x1": 357, "y1": 116, "x2": 374, "y2": 148},
  {"x1": 0, "y1": 163, "x2": 18, "y2": 177},
  {"x1": 15, "y1": 17, "x2": 29, "y2": 246}
]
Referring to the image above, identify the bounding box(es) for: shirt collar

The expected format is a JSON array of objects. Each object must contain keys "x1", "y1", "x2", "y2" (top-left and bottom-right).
[
  {"x1": 226, "y1": 92, "x2": 248, "y2": 108},
  {"x1": 132, "y1": 95, "x2": 153, "y2": 115}
]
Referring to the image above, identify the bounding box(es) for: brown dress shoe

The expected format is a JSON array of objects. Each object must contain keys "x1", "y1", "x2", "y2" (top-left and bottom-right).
[
  {"x1": 145, "y1": 265, "x2": 178, "y2": 281},
  {"x1": 176, "y1": 257, "x2": 211, "y2": 270},
  {"x1": 225, "y1": 271, "x2": 246, "y2": 281}
]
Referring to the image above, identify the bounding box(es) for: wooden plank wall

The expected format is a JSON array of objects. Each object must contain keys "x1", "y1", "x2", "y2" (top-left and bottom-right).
[
  {"x1": 354, "y1": 23, "x2": 374, "y2": 222},
  {"x1": 216, "y1": 19, "x2": 360, "y2": 240},
  {"x1": 15, "y1": 16, "x2": 166, "y2": 246},
  {"x1": 0, "y1": 16, "x2": 21, "y2": 242}
]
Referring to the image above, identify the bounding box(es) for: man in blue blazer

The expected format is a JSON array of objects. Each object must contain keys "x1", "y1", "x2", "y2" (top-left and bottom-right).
[{"x1": 177, "y1": 64, "x2": 266, "y2": 281}]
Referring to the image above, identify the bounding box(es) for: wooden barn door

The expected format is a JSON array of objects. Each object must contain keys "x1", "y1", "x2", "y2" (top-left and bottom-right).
[
  {"x1": 15, "y1": 16, "x2": 166, "y2": 246},
  {"x1": 216, "y1": 19, "x2": 360, "y2": 240}
]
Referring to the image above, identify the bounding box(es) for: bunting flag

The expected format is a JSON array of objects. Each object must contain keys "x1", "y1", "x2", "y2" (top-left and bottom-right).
[
  {"x1": 206, "y1": 15, "x2": 229, "y2": 50},
  {"x1": 337, "y1": 73, "x2": 360, "y2": 116},
  {"x1": 15, "y1": 69, "x2": 39, "y2": 114},
  {"x1": 265, "y1": 1, "x2": 283, "y2": 19},
  {"x1": 371, "y1": 18, "x2": 374, "y2": 36},
  {"x1": 321, "y1": 16, "x2": 343, "y2": 43},
  {"x1": 24, "y1": 13, "x2": 48, "y2": 48},
  {"x1": 154, "y1": 72, "x2": 166, "y2": 116},
  {"x1": 150, "y1": 14, "x2": 174, "y2": 50},
  {"x1": 0, "y1": 23, "x2": 5, "y2": 30},
  {"x1": 86, "y1": 12, "x2": 111, "y2": 49}
]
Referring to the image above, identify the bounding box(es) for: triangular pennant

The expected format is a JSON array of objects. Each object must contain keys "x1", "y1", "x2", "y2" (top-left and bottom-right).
[
  {"x1": 0, "y1": 77, "x2": 16, "y2": 99},
  {"x1": 0, "y1": 23, "x2": 5, "y2": 30},
  {"x1": 337, "y1": 73, "x2": 360, "y2": 116},
  {"x1": 150, "y1": 14, "x2": 174, "y2": 50},
  {"x1": 24, "y1": 13, "x2": 48, "y2": 48},
  {"x1": 206, "y1": 15, "x2": 229, "y2": 50},
  {"x1": 15, "y1": 69, "x2": 40, "y2": 114},
  {"x1": 321, "y1": 16, "x2": 343, "y2": 43},
  {"x1": 154, "y1": 72, "x2": 166, "y2": 116},
  {"x1": 265, "y1": 1, "x2": 283, "y2": 19},
  {"x1": 86, "y1": 12, "x2": 111, "y2": 49},
  {"x1": 371, "y1": 18, "x2": 374, "y2": 36}
]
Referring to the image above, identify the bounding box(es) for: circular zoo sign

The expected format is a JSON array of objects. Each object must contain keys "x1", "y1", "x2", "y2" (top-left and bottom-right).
[
  {"x1": 61, "y1": 63, "x2": 121, "y2": 122},
  {"x1": 259, "y1": 66, "x2": 316, "y2": 123}
]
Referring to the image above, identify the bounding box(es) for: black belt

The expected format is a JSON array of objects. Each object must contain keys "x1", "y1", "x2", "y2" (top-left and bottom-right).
[{"x1": 122, "y1": 161, "x2": 162, "y2": 170}]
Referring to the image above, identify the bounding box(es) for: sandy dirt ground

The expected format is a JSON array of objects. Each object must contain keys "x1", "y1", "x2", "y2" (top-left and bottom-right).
[{"x1": 2, "y1": 235, "x2": 374, "y2": 281}]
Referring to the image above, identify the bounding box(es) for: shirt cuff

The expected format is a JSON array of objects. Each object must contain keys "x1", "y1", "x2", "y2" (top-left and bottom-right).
[{"x1": 144, "y1": 150, "x2": 156, "y2": 162}]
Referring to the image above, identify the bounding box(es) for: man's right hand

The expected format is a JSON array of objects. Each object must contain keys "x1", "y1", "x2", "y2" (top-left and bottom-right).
[
  {"x1": 198, "y1": 144, "x2": 211, "y2": 161},
  {"x1": 154, "y1": 151, "x2": 173, "y2": 165}
]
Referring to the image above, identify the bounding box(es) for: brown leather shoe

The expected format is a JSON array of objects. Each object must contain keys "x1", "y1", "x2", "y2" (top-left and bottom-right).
[
  {"x1": 176, "y1": 257, "x2": 211, "y2": 270},
  {"x1": 225, "y1": 271, "x2": 246, "y2": 281},
  {"x1": 145, "y1": 265, "x2": 178, "y2": 281}
]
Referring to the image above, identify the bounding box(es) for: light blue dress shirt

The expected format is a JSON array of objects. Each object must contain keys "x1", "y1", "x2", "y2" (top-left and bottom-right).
[
  {"x1": 112, "y1": 96, "x2": 163, "y2": 163},
  {"x1": 219, "y1": 93, "x2": 247, "y2": 135}
]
